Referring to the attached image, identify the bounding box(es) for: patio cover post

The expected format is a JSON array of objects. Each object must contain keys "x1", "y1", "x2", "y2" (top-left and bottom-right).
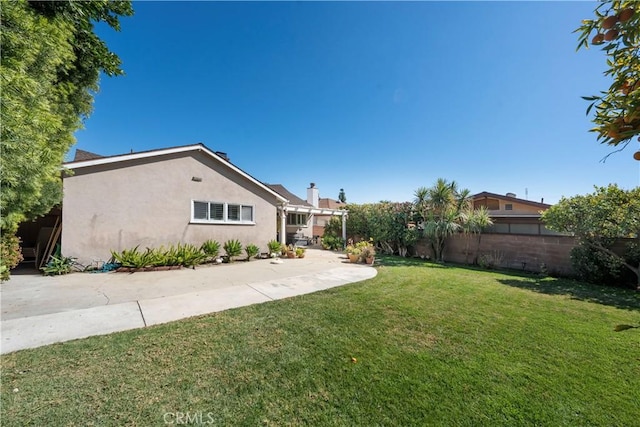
[
  {"x1": 280, "y1": 206, "x2": 287, "y2": 246},
  {"x1": 341, "y1": 212, "x2": 347, "y2": 244}
]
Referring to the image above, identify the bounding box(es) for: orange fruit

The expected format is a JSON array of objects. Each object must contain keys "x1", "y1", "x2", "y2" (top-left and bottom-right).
[
  {"x1": 621, "y1": 82, "x2": 630, "y2": 94},
  {"x1": 592, "y1": 33, "x2": 605, "y2": 44},
  {"x1": 604, "y1": 29, "x2": 619, "y2": 41},
  {"x1": 618, "y1": 8, "x2": 634, "y2": 23},
  {"x1": 602, "y1": 15, "x2": 619, "y2": 29}
]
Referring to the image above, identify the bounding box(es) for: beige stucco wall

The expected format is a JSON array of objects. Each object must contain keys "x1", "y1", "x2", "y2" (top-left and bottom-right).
[
  {"x1": 62, "y1": 151, "x2": 279, "y2": 265},
  {"x1": 491, "y1": 200, "x2": 545, "y2": 215}
]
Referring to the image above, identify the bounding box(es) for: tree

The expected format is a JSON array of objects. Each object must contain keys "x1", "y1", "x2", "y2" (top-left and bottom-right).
[
  {"x1": 338, "y1": 188, "x2": 346, "y2": 203},
  {"x1": 541, "y1": 184, "x2": 640, "y2": 289},
  {"x1": 575, "y1": 1, "x2": 640, "y2": 158},
  {"x1": 414, "y1": 178, "x2": 470, "y2": 262},
  {"x1": 461, "y1": 206, "x2": 493, "y2": 265},
  {"x1": 0, "y1": 0, "x2": 133, "y2": 278}
]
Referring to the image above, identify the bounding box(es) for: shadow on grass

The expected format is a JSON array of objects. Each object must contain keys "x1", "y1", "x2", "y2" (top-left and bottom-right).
[
  {"x1": 376, "y1": 255, "x2": 639, "y2": 311},
  {"x1": 375, "y1": 255, "x2": 452, "y2": 269},
  {"x1": 497, "y1": 276, "x2": 640, "y2": 312}
]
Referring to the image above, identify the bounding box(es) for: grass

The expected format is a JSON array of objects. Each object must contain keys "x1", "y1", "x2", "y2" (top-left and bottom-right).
[{"x1": 2, "y1": 256, "x2": 639, "y2": 425}]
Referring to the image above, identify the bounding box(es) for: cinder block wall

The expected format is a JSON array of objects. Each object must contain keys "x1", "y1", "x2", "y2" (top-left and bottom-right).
[{"x1": 415, "y1": 234, "x2": 577, "y2": 276}]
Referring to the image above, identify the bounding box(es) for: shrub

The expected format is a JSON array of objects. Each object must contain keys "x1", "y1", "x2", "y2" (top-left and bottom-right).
[
  {"x1": 478, "y1": 250, "x2": 505, "y2": 270},
  {"x1": 175, "y1": 243, "x2": 207, "y2": 268},
  {"x1": 0, "y1": 233, "x2": 23, "y2": 281},
  {"x1": 245, "y1": 243, "x2": 259, "y2": 260},
  {"x1": 111, "y1": 246, "x2": 148, "y2": 268},
  {"x1": 295, "y1": 247, "x2": 306, "y2": 258},
  {"x1": 321, "y1": 235, "x2": 344, "y2": 251},
  {"x1": 111, "y1": 243, "x2": 206, "y2": 269},
  {"x1": 267, "y1": 240, "x2": 282, "y2": 255},
  {"x1": 200, "y1": 240, "x2": 220, "y2": 260},
  {"x1": 41, "y1": 254, "x2": 77, "y2": 276},
  {"x1": 224, "y1": 239, "x2": 243, "y2": 261},
  {"x1": 41, "y1": 244, "x2": 78, "y2": 276},
  {"x1": 571, "y1": 243, "x2": 635, "y2": 288},
  {"x1": 324, "y1": 216, "x2": 343, "y2": 238}
]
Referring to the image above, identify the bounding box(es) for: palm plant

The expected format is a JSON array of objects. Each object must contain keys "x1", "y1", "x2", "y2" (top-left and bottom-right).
[
  {"x1": 414, "y1": 178, "x2": 473, "y2": 262},
  {"x1": 461, "y1": 206, "x2": 493, "y2": 264}
]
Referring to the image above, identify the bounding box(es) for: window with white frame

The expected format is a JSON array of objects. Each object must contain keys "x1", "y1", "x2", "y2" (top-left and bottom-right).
[
  {"x1": 192, "y1": 201, "x2": 254, "y2": 224},
  {"x1": 287, "y1": 213, "x2": 308, "y2": 226}
]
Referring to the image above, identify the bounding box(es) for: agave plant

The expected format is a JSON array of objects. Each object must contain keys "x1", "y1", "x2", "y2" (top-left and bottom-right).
[
  {"x1": 175, "y1": 243, "x2": 207, "y2": 268},
  {"x1": 223, "y1": 239, "x2": 243, "y2": 262},
  {"x1": 200, "y1": 239, "x2": 221, "y2": 261},
  {"x1": 267, "y1": 239, "x2": 281, "y2": 256},
  {"x1": 245, "y1": 243, "x2": 259, "y2": 260}
]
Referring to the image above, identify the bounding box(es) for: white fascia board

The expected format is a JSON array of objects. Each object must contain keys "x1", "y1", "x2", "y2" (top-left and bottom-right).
[{"x1": 64, "y1": 144, "x2": 288, "y2": 203}]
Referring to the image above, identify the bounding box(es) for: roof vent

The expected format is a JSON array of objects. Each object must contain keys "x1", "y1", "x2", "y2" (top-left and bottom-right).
[{"x1": 506, "y1": 192, "x2": 516, "y2": 198}]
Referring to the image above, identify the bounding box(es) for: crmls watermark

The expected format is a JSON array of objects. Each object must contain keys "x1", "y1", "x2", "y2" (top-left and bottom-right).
[{"x1": 163, "y1": 412, "x2": 215, "y2": 425}]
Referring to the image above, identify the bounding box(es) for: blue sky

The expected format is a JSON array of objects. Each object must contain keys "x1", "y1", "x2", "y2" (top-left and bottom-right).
[{"x1": 74, "y1": 1, "x2": 640, "y2": 205}]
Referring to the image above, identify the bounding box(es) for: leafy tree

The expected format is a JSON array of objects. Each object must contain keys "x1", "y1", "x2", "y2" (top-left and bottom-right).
[
  {"x1": 0, "y1": 0, "x2": 133, "y2": 277},
  {"x1": 541, "y1": 184, "x2": 640, "y2": 289},
  {"x1": 575, "y1": 1, "x2": 640, "y2": 157},
  {"x1": 338, "y1": 188, "x2": 346, "y2": 203}
]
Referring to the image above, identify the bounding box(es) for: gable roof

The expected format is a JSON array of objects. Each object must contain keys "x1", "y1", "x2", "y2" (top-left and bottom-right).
[
  {"x1": 319, "y1": 197, "x2": 345, "y2": 210},
  {"x1": 73, "y1": 149, "x2": 104, "y2": 161},
  {"x1": 266, "y1": 184, "x2": 313, "y2": 207},
  {"x1": 65, "y1": 143, "x2": 288, "y2": 203},
  {"x1": 472, "y1": 191, "x2": 551, "y2": 210}
]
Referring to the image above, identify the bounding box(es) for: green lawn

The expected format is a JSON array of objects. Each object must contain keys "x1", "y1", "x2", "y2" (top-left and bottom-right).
[{"x1": 2, "y1": 257, "x2": 639, "y2": 426}]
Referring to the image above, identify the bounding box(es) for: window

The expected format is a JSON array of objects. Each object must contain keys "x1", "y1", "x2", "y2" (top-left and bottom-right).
[
  {"x1": 505, "y1": 204, "x2": 513, "y2": 211},
  {"x1": 210, "y1": 203, "x2": 224, "y2": 220},
  {"x1": 192, "y1": 201, "x2": 254, "y2": 224},
  {"x1": 228, "y1": 204, "x2": 240, "y2": 221},
  {"x1": 486, "y1": 199, "x2": 500, "y2": 210},
  {"x1": 287, "y1": 213, "x2": 308, "y2": 226}
]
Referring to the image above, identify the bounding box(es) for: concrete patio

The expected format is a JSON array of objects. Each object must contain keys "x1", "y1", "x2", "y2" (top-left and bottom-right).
[{"x1": 1, "y1": 249, "x2": 377, "y2": 354}]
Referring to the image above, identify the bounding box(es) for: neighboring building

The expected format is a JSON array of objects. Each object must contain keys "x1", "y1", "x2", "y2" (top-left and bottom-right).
[
  {"x1": 61, "y1": 144, "x2": 290, "y2": 266},
  {"x1": 471, "y1": 191, "x2": 557, "y2": 235},
  {"x1": 313, "y1": 194, "x2": 346, "y2": 238}
]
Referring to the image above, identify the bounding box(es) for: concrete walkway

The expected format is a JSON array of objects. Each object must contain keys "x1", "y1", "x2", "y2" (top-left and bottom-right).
[{"x1": 1, "y1": 249, "x2": 377, "y2": 354}]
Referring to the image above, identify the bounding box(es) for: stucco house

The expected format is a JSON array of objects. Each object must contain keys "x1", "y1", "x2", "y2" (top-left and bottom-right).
[
  {"x1": 60, "y1": 143, "x2": 345, "y2": 266},
  {"x1": 471, "y1": 191, "x2": 555, "y2": 235}
]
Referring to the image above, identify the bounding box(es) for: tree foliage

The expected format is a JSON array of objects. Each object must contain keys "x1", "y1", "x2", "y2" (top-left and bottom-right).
[
  {"x1": 0, "y1": 0, "x2": 132, "y2": 277},
  {"x1": 343, "y1": 202, "x2": 419, "y2": 256},
  {"x1": 413, "y1": 179, "x2": 493, "y2": 263},
  {"x1": 575, "y1": 1, "x2": 640, "y2": 156},
  {"x1": 341, "y1": 179, "x2": 492, "y2": 261},
  {"x1": 541, "y1": 184, "x2": 640, "y2": 288}
]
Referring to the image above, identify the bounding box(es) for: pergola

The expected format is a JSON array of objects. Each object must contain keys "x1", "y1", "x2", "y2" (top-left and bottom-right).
[{"x1": 278, "y1": 202, "x2": 347, "y2": 246}]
